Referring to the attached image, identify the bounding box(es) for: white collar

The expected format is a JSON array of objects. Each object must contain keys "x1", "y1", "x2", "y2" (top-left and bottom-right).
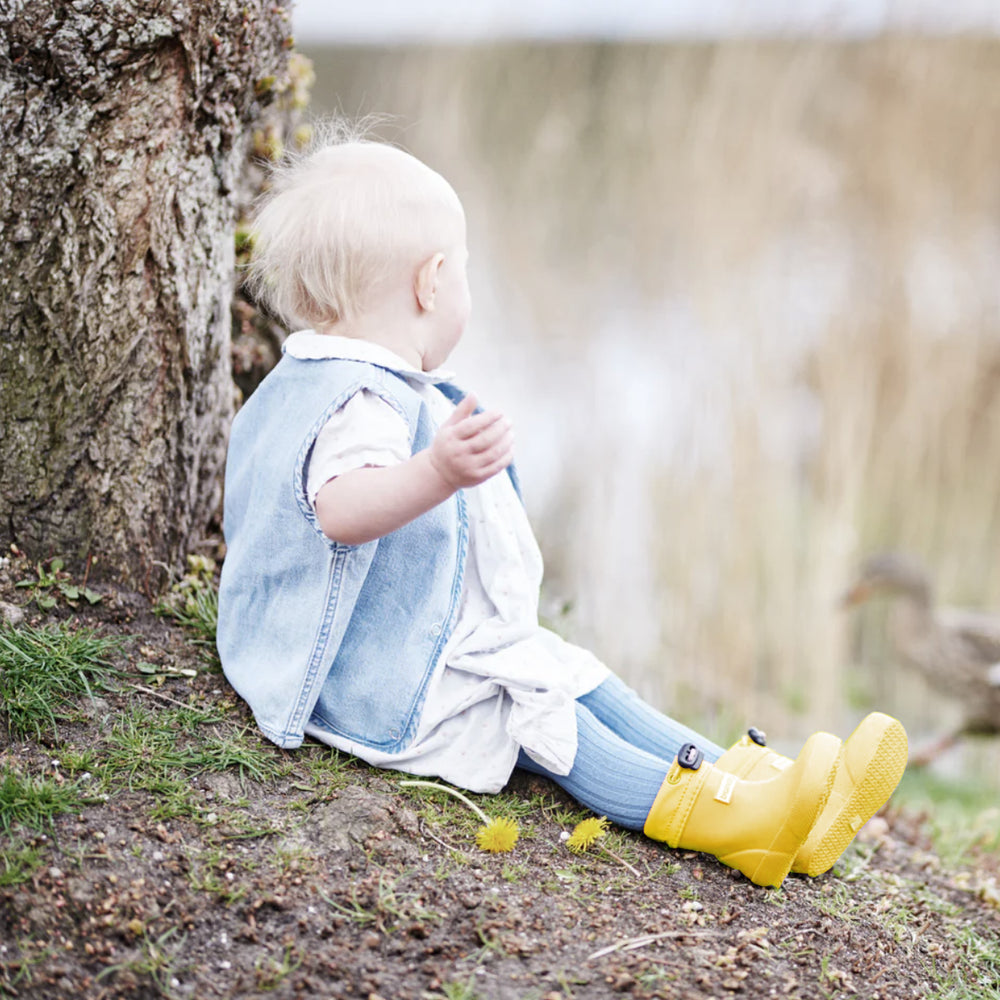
[{"x1": 283, "y1": 330, "x2": 455, "y2": 385}]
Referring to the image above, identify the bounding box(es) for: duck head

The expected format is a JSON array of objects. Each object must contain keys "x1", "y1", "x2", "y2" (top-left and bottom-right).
[{"x1": 841, "y1": 551, "x2": 933, "y2": 609}]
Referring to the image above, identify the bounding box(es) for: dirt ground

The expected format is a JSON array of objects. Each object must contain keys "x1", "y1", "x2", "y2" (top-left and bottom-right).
[{"x1": 2, "y1": 554, "x2": 1000, "y2": 1000}]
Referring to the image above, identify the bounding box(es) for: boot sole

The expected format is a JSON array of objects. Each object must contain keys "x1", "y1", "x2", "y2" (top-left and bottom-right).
[
  {"x1": 793, "y1": 714, "x2": 908, "y2": 877},
  {"x1": 725, "y1": 731, "x2": 840, "y2": 888}
]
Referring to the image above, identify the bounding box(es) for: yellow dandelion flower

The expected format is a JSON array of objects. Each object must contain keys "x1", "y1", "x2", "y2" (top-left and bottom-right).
[
  {"x1": 476, "y1": 817, "x2": 520, "y2": 853},
  {"x1": 566, "y1": 816, "x2": 609, "y2": 853},
  {"x1": 398, "y1": 779, "x2": 520, "y2": 854}
]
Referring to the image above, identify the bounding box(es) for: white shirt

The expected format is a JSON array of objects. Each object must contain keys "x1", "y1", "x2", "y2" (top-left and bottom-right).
[{"x1": 289, "y1": 331, "x2": 609, "y2": 792}]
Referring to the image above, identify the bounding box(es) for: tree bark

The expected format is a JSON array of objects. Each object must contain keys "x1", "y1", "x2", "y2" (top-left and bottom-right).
[{"x1": 0, "y1": 0, "x2": 293, "y2": 590}]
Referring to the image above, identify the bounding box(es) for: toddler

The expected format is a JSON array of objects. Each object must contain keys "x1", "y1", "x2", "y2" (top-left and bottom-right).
[{"x1": 217, "y1": 126, "x2": 908, "y2": 888}]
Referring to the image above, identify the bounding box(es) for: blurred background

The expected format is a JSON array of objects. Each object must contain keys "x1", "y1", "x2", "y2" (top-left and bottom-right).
[{"x1": 287, "y1": 1, "x2": 1000, "y2": 796}]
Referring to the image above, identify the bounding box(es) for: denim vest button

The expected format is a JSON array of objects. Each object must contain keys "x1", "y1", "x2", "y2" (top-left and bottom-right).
[{"x1": 430, "y1": 623, "x2": 442, "y2": 636}]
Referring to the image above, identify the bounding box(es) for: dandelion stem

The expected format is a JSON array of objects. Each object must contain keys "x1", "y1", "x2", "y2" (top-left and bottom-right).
[{"x1": 398, "y1": 779, "x2": 490, "y2": 824}]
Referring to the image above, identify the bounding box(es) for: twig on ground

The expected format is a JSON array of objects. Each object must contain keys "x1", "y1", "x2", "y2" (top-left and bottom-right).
[
  {"x1": 588, "y1": 928, "x2": 723, "y2": 961},
  {"x1": 131, "y1": 683, "x2": 195, "y2": 709}
]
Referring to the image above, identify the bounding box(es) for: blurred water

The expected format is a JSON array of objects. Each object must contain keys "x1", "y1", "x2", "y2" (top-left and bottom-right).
[{"x1": 297, "y1": 40, "x2": 1000, "y2": 782}]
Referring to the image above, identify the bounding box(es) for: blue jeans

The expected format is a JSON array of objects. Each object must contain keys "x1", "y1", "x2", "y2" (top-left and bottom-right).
[{"x1": 516, "y1": 674, "x2": 725, "y2": 830}]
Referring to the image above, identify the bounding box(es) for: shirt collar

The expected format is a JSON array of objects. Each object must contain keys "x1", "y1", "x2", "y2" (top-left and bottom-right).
[{"x1": 282, "y1": 330, "x2": 456, "y2": 385}]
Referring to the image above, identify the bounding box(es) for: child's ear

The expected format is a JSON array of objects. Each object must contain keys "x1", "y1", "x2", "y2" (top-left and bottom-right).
[{"x1": 414, "y1": 252, "x2": 445, "y2": 312}]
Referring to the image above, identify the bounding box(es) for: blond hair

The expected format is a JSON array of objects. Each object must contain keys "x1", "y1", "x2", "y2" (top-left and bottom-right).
[{"x1": 244, "y1": 120, "x2": 462, "y2": 329}]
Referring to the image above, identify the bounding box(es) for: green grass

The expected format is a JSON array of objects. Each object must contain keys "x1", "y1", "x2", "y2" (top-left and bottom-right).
[
  {"x1": 80, "y1": 704, "x2": 286, "y2": 832},
  {"x1": 927, "y1": 922, "x2": 1000, "y2": 999},
  {"x1": 103, "y1": 706, "x2": 281, "y2": 788},
  {"x1": 0, "y1": 768, "x2": 87, "y2": 833},
  {"x1": 438, "y1": 977, "x2": 484, "y2": 1000},
  {"x1": 0, "y1": 623, "x2": 120, "y2": 740},
  {"x1": 0, "y1": 839, "x2": 45, "y2": 886},
  {"x1": 321, "y1": 871, "x2": 441, "y2": 933},
  {"x1": 198, "y1": 725, "x2": 284, "y2": 782},
  {"x1": 95, "y1": 927, "x2": 188, "y2": 998},
  {"x1": 154, "y1": 555, "x2": 220, "y2": 665},
  {"x1": 142, "y1": 776, "x2": 217, "y2": 824},
  {"x1": 254, "y1": 945, "x2": 303, "y2": 992},
  {"x1": 893, "y1": 768, "x2": 1000, "y2": 865},
  {"x1": 159, "y1": 584, "x2": 219, "y2": 653},
  {"x1": 186, "y1": 855, "x2": 250, "y2": 905},
  {"x1": 283, "y1": 744, "x2": 353, "y2": 800}
]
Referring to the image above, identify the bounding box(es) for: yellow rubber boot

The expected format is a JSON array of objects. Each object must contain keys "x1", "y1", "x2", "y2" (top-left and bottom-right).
[
  {"x1": 643, "y1": 732, "x2": 840, "y2": 888},
  {"x1": 715, "y1": 713, "x2": 909, "y2": 876}
]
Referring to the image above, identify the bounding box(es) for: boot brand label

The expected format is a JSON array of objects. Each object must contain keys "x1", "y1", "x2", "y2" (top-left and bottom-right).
[{"x1": 715, "y1": 773, "x2": 736, "y2": 805}]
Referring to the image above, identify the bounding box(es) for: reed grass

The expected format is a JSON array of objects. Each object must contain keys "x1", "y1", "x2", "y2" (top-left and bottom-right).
[{"x1": 304, "y1": 39, "x2": 1000, "y2": 772}]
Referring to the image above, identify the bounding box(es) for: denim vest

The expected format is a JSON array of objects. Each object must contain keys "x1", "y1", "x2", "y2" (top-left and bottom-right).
[{"x1": 217, "y1": 354, "x2": 475, "y2": 750}]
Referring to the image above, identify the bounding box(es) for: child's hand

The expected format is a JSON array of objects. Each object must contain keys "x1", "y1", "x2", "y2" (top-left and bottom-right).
[{"x1": 429, "y1": 393, "x2": 514, "y2": 490}]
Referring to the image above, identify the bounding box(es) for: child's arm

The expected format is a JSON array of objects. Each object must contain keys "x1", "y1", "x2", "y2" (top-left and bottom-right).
[{"x1": 314, "y1": 393, "x2": 514, "y2": 545}]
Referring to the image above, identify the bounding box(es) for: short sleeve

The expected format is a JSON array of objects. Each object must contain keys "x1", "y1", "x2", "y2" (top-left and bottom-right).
[{"x1": 306, "y1": 390, "x2": 411, "y2": 506}]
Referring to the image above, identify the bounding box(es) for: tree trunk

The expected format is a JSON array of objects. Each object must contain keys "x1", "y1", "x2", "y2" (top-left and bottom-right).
[{"x1": 0, "y1": 0, "x2": 292, "y2": 590}]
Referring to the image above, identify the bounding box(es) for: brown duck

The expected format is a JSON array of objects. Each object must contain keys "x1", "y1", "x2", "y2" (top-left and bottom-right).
[{"x1": 842, "y1": 551, "x2": 1000, "y2": 765}]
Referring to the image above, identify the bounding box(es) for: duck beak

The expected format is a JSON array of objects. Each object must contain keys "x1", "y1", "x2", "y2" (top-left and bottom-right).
[{"x1": 839, "y1": 581, "x2": 871, "y2": 608}]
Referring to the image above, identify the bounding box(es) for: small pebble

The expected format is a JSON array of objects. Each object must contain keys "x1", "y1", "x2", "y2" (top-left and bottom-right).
[
  {"x1": 0, "y1": 601, "x2": 25, "y2": 626},
  {"x1": 859, "y1": 816, "x2": 890, "y2": 841}
]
